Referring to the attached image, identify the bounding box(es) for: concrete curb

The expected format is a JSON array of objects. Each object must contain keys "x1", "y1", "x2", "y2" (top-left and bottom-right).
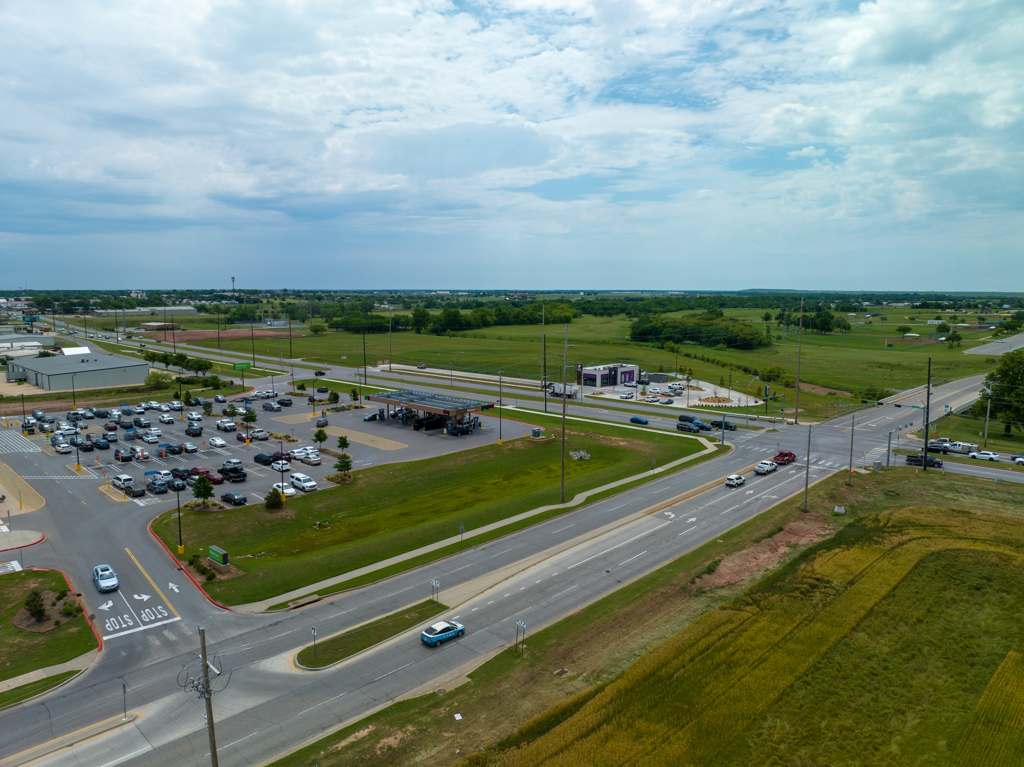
[{"x1": 0, "y1": 713, "x2": 139, "y2": 767}]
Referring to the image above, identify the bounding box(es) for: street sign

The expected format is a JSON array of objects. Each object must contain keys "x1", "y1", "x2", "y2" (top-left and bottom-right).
[
  {"x1": 311, "y1": 627, "x2": 317, "y2": 637},
  {"x1": 233, "y1": 362, "x2": 250, "y2": 370}
]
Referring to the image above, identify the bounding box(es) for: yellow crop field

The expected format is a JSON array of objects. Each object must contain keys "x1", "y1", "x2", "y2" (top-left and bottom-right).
[{"x1": 466, "y1": 504, "x2": 1024, "y2": 767}]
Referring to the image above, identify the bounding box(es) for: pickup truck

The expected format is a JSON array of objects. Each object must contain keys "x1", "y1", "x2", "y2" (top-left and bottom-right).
[
  {"x1": 221, "y1": 467, "x2": 248, "y2": 483},
  {"x1": 772, "y1": 451, "x2": 797, "y2": 465},
  {"x1": 947, "y1": 441, "x2": 978, "y2": 454}
]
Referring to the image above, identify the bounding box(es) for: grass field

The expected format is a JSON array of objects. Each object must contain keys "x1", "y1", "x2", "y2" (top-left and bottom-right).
[
  {"x1": 153, "y1": 412, "x2": 707, "y2": 605},
  {"x1": 0, "y1": 671, "x2": 79, "y2": 710},
  {"x1": 262, "y1": 469, "x2": 1024, "y2": 767},
  {"x1": 297, "y1": 600, "x2": 446, "y2": 668},
  {"x1": 0, "y1": 571, "x2": 98, "y2": 685},
  {"x1": 930, "y1": 413, "x2": 1024, "y2": 455}
]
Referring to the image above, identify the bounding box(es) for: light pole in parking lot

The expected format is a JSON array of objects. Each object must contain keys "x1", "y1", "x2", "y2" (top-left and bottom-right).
[
  {"x1": 175, "y1": 489, "x2": 184, "y2": 555},
  {"x1": 278, "y1": 440, "x2": 286, "y2": 504},
  {"x1": 70, "y1": 373, "x2": 77, "y2": 409}
]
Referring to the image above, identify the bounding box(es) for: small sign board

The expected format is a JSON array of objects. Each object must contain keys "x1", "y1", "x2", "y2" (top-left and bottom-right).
[
  {"x1": 209, "y1": 545, "x2": 228, "y2": 566},
  {"x1": 233, "y1": 362, "x2": 250, "y2": 370}
]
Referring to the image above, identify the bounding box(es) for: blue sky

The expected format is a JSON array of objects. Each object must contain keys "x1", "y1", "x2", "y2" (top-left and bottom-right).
[{"x1": 1, "y1": 0, "x2": 1021, "y2": 290}]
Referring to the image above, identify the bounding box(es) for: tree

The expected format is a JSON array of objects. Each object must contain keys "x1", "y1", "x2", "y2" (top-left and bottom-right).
[
  {"x1": 192, "y1": 475, "x2": 214, "y2": 507},
  {"x1": 328, "y1": 390, "x2": 340, "y2": 404},
  {"x1": 241, "y1": 409, "x2": 258, "y2": 437},
  {"x1": 145, "y1": 371, "x2": 173, "y2": 389},
  {"x1": 896, "y1": 325, "x2": 912, "y2": 335},
  {"x1": 313, "y1": 429, "x2": 328, "y2": 450},
  {"x1": 936, "y1": 322, "x2": 951, "y2": 334},
  {"x1": 310, "y1": 323, "x2": 327, "y2": 336},
  {"x1": 351, "y1": 388, "x2": 359, "y2": 406},
  {"x1": 225, "y1": 404, "x2": 238, "y2": 418},
  {"x1": 333, "y1": 453, "x2": 352, "y2": 473},
  {"x1": 265, "y1": 487, "x2": 283, "y2": 510},
  {"x1": 36, "y1": 350, "x2": 54, "y2": 358},
  {"x1": 762, "y1": 312, "x2": 772, "y2": 323},
  {"x1": 948, "y1": 331, "x2": 963, "y2": 348},
  {"x1": 172, "y1": 353, "x2": 189, "y2": 372},
  {"x1": 182, "y1": 389, "x2": 193, "y2": 405},
  {"x1": 983, "y1": 350, "x2": 1024, "y2": 434},
  {"x1": 24, "y1": 589, "x2": 47, "y2": 623},
  {"x1": 411, "y1": 307, "x2": 430, "y2": 334},
  {"x1": 336, "y1": 435, "x2": 350, "y2": 451}
]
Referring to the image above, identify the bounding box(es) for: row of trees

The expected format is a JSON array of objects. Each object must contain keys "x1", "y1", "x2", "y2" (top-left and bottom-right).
[{"x1": 631, "y1": 309, "x2": 772, "y2": 351}]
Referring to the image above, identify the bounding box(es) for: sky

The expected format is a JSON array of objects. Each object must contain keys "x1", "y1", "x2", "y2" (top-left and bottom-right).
[{"x1": 1, "y1": 0, "x2": 1021, "y2": 291}]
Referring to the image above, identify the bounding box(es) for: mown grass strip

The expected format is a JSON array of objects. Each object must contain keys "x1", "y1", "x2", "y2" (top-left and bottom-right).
[
  {"x1": 0, "y1": 671, "x2": 79, "y2": 710},
  {"x1": 297, "y1": 600, "x2": 447, "y2": 669}
]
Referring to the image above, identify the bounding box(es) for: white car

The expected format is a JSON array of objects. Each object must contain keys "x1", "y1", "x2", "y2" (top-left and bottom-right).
[
  {"x1": 158, "y1": 404, "x2": 170, "y2": 412},
  {"x1": 624, "y1": 381, "x2": 637, "y2": 388},
  {"x1": 272, "y1": 482, "x2": 297, "y2": 497},
  {"x1": 645, "y1": 396, "x2": 660, "y2": 403},
  {"x1": 169, "y1": 401, "x2": 183, "y2": 411},
  {"x1": 146, "y1": 401, "x2": 160, "y2": 410},
  {"x1": 153, "y1": 469, "x2": 173, "y2": 481},
  {"x1": 290, "y1": 473, "x2": 318, "y2": 492},
  {"x1": 112, "y1": 474, "x2": 135, "y2": 490},
  {"x1": 754, "y1": 460, "x2": 778, "y2": 474},
  {"x1": 208, "y1": 437, "x2": 226, "y2": 448},
  {"x1": 288, "y1": 447, "x2": 312, "y2": 460},
  {"x1": 159, "y1": 414, "x2": 174, "y2": 424},
  {"x1": 725, "y1": 474, "x2": 745, "y2": 487},
  {"x1": 146, "y1": 427, "x2": 161, "y2": 436},
  {"x1": 55, "y1": 443, "x2": 72, "y2": 454},
  {"x1": 649, "y1": 387, "x2": 664, "y2": 394},
  {"x1": 187, "y1": 412, "x2": 203, "y2": 422},
  {"x1": 619, "y1": 392, "x2": 634, "y2": 400},
  {"x1": 141, "y1": 433, "x2": 160, "y2": 443},
  {"x1": 271, "y1": 460, "x2": 292, "y2": 472},
  {"x1": 969, "y1": 450, "x2": 1001, "y2": 461}
]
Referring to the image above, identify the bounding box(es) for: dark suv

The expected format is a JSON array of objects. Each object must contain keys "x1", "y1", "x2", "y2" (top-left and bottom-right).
[
  {"x1": 185, "y1": 424, "x2": 203, "y2": 437},
  {"x1": 906, "y1": 454, "x2": 943, "y2": 468},
  {"x1": 133, "y1": 416, "x2": 151, "y2": 428}
]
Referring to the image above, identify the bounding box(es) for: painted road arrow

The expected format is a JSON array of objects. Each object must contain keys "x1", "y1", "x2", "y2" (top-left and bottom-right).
[
  {"x1": 168, "y1": 582, "x2": 179, "y2": 593},
  {"x1": 132, "y1": 594, "x2": 151, "y2": 602},
  {"x1": 98, "y1": 601, "x2": 113, "y2": 611}
]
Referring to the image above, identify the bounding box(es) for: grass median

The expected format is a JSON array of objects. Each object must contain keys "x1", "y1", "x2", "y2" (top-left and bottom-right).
[
  {"x1": 0, "y1": 571, "x2": 98, "y2": 689},
  {"x1": 297, "y1": 600, "x2": 447, "y2": 669},
  {"x1": 152, "y1": 412, "x2": 708, "y2": 606}
]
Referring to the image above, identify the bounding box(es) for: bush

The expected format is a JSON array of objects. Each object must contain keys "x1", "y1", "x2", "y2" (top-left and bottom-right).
[
  {"x1": 328, "y1": 391, "x2": 340, "y2": 404},
  {"x1": 25, "y1": 589, "x2": 47, "y2": 622},
  {"x1": 265, "y1": 487, "x2": 284, "y2": 510},
  {"x1": 188, "y1": 553, "x2": 217, "y2": 581},
  {"x1": 145, "y1": 371, "x2": 173, "y2": 388}
]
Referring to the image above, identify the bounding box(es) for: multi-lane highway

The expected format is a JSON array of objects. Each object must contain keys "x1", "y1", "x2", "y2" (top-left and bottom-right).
[{"x1": 0, "y1": 336, "x2": 1008, "y2": 767}]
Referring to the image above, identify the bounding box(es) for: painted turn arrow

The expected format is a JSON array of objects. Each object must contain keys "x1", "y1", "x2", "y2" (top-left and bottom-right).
[
  {"x1": 98, "y1": 600, "x2": 113, "y2": 611},
  {"x1": 132, "y1": 594, "x2": 151, "y2": 602},
  {"x1": 168, "y1": 583, "x2": 180, "y2": 593}
]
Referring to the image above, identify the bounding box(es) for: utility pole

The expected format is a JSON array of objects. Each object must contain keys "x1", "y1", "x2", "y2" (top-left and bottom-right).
[
  {"x1": 847, "y1": 413, "x2": 855, "y2": 483},
  {"x1": 250, "y1": 321, "x2": 256, "y2": 369},
  {"x1": 922, "y1": 357, "x2": 932, "y2": 472},
  {"x1": 199, "y1": 627, "x2": 219, "y2": 767},
  {"x1": 794, "y1": 296, "x2": 804, "y2": 424},
  {"x1": 560, "y1": 325, "x2": 573, "y2": 504},
  {"x1": 288, "y1": 314, "x2": 292, "y2": 358},
  {"x1": 362, "y1": 325, "x2": 368, "y2": 391},
  {"x1": 542, "y1": 305, "x2": 547, "y2": 413},
  {"x1": 216, "y1": 306, "x2": 221, "y2": 349},
  {"x1": 802, "y1": 425, "x2": 812, "y2": 511},
  {"x1": 984, "y1": 392, "x2": 992, "y2": 447},
  {"x1": 388, "y1": 307, "x2": 393, "y2": 372},
  {"x1": 498, "y1": 370, "x2": 503, "y2": 445}
]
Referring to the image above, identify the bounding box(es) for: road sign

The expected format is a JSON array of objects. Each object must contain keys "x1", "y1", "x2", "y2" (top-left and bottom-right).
[
  {"x1": 233, "y1": 362, "x2": 250, "y2": 371},
  {"x1": 311, "y1": 627, "x2": 317, "y2": 637}
]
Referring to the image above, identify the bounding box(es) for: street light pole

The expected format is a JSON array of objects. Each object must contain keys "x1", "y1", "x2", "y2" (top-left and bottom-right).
[
  {"x1": 497, "y1": 370, "x2": 503, "y2": 445},
  {"x1": 558, "y1": 326, "x2": 574, "y2": 504},
  {"x1": 388, "y1": 308, "x2": 393, "y2": 372},
  {"x1": 176, "y1": 490, "x2": 184, "y2": 555},
  {"x1": 745, "y1": 375, "x2": 758, "y2": 427},
  {"x1": 449, "y1": 352, "x2": 463, "y2": 388}
]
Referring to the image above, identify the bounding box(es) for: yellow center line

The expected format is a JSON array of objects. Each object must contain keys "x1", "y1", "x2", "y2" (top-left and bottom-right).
[{"x1": 125, "y1": 548, "x2": 181, "y2": 619}]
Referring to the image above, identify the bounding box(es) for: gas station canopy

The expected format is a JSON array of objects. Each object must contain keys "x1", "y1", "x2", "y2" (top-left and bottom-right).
[{"x1": 366, "y1": 389, "x2": 494, "y2": 420}]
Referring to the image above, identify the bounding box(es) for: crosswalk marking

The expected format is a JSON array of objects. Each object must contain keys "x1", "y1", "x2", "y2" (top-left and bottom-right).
[{"x1": 0, "y1": 429, "x2": 42, "y2": 454}]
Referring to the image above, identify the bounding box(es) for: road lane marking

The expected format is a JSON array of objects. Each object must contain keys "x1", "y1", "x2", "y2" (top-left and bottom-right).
[
  {"x1": 676, "y1": 525, "x2": 697, "y2": 537},
  {"x1": 550, "y1": 584, "x2": 579, "y2": 599},
  {"x1": 568, "y1": 521, "x2": 673, "y2": 570},
  {"x1": 125, "y1": 548, "x2": 180, "y2": 618},
  {"x1": 618, "y1": 550, "x2": 647, "y2": 567},
  {"x1": 103, "y1": 615, "x2": 181, "y2": 640}
]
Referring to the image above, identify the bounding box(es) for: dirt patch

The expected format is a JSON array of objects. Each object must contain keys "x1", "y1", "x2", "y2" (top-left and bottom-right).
[
  {"x1": 155, "y1": 329, "x2": 299, "y2": 343},
  {"x1": 12, "y1": 589, "x2": 83, "y2": 633},
  {"x1": 799, "y1": 382, "x2": 853, "y2": 397},
  {"x1": 693, "y1": 514, "x2": 831, "y2": 591},
  {"x1": 333, "y1": 725, "x2": 376, "y2": 751},
  {"x1": 375, "y1": 726, "x2": 415, "y2": 754}
]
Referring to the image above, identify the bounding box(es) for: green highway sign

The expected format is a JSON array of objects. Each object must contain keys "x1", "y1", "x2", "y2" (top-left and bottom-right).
[{"x1": 233, "y1": 362, "x2": 251, "y2": 370}]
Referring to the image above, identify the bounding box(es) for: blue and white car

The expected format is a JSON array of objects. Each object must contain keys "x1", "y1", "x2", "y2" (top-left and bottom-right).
[{"x1": 421, "y1": 620, "x2": 465, "y2": 647}]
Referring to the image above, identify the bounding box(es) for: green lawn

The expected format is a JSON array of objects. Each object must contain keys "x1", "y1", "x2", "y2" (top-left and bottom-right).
[
  {"x1": 153, "y1": 412, "x2": 707, "y2": 605},
  {"x1": 929, "y1": 413, "x2": 1024, "y2": 456},
  {"x1": 0, "y1": 571, "x2": 98, "y2": 685},
  {"x1": 0, "y1": 671, "x2": 79, "y2": 710},
  {"x1": 297, "y1": 600, "x2": 446, "y2": 668}
]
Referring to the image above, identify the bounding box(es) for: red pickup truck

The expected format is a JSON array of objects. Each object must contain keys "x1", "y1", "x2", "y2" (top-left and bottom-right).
[{"x1": 773, "y1": 451, "x2": 797, "y2": 465}]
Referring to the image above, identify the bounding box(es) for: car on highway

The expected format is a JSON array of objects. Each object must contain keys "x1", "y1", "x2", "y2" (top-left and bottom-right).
[
  {"x1": 291, "y1": 473, "x2": 318, "y2": 492},
  {"x1": 93, "y1": 565, "x2": 119, "y2": 592},
  {"x1": 315, "y1": 416, "x2": 328, "y2": 428},
  {"x1": 272, "y1": 482, "x2": 297, "y2": 497},
  {"x1": 712, "y1": 421, "x2": 737, "y2": 431},
  {"x1": 693, "y1": 420, "x2": 712, "y2": 431},
  {"x1": 676, "y1": 422, "x2": 700, "y2": 433},
  {"x1": 271, "y1": 460, "x2": 291, "y2": 472},
  {"x1": 146, "y1": 479, "x2": 168, "y2": 494},
  {"x1": 926, "y1": 442, "x2": 950, "y2": 454},
  {"x1": 315, "y1": 370, "x2": 327, "y2": 376},
  {"x1": 725, "y1": 474, "x2": 745, "y2": 488},
  {"x1": 209, "y1": 437, "x2": 227, "y2": 448},
  {"x1": 754, "y1": 460, "x2": 777, "y2": 474},
  {"x1": 421, "y1": 620, "x2": 465, "y2": 646},
  {"x1": 254, "y1": 453, "x2": 275, "y2": 466},
  {"x1": 221, "y1": 492, "x2": 248, "y2": 506},
  {"x1": 906, "y1": 454, "x2": 943, "y2": 467},
  {"x1": 182, "y1": 442, "x2": 198, "y2": 453},
  {"x1": 1012, "y1": 453, "x2": 1024, "y2": 466},
  {"x1": 969, "y1": 450, "x2": 1001, "y2": 461},
  {"x1": 629, "y1": 416, "x2": 648, "y2": 425},
  {"x1": 773, "y1": 451, "x2": 797, "y2": 465}
]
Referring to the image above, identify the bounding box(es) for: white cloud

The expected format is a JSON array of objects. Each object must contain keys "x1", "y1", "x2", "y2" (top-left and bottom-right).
[{"x1": 0, "y1": 0, "x2": 1021, "y2": 288}]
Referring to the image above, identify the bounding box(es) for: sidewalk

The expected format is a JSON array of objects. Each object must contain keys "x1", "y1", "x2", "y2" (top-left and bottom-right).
[
  {"x1": 0, "y1": 650, "x2": 96, "y2": 695},
  {"x1": 234, "y1": 425, "x2": 719, "y2": 613}
]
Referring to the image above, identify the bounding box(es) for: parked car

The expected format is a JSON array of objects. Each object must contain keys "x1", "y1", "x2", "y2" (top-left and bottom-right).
[
  {"x1": 214, "y1": 395, "x2": 227, "y2": 403},
  {"x1": 111, "y1": 474, "x2": 135, "y2": 491},
  {"x1": 159, "y1": 414, "x2": 174, "y2": 424},
  {"x1": 221, "y1": 467, "x2": 248, "y2": 482},
  {"x1": 167, "y1": 478, "x2": 186, "y2": 491},
  {"x1": 969, "y1": 450, "x2": 1001, "y2": 461},
  {"x1": 619, "y1": 392, "x2": 634, "y2": 399},
  {"x1": 113, "y1": 448, "x2": 133, "y2": 462},
  {"x1": 263, "y1": 402, "x2": 282, "y2": 412},
  {"x1": 142, "y1": 432, "x2": 160, "y2": 444},
  {"x1": 209, "y1": 437, "x2": 226, "y2": 448},
  {"x1": 185, "y1": 424, "x2": 203, "y2": 437},
  {"x1": 187, "y1": 412, "x2": 203, "y2": 422},
  {"x1": 277, "y1": 398, "x2": 293, "y2": 407},
  {"x1": 249, "y1": 429, "x2": 270, "y2": 440},
  {"x1": 182, "y1": 442, "x2": 198, "y2": 453},
  {"x1": 208, "y1": 473, "x2": 225, "y2": 485},
  {"x1": 300, "y1": 453, "x2": 321, "y2": 466},
  {"x1": 189, "y1": 466, "x2": 211, "y2": 477},
  {"x1": 222, "y1": 459, "x2": 244, "y2": 472},
  {"x1": 254, "y1": 453, "x2": 275, "y2": 466},
  {"x1": 906, "y1": 454, "x2": 943, "y2": 467},
  {"x1": 421, "y1": 620, "x2": 465, "y2": 646},
  {"x1": 55, "y1": 443, "x2": 72, "y2": 454},
  {"x1": 93, "y1": 565, "x2": 119, "y2": 592},
  {"x1": 164, "y1": 443, "x2": 183, "y2": 455},
  {"x1": 725, "y1": 474, "x2": 745, "y2": 487},
  {"x1": 363, "y1": 413, "x2": 380, "y2": 422},
  {"x1": 291, "y1": 473, "x2": 318, "y2": 492},
  {"x1": 271, "y1": 460, "x2": 292, "y2": 472},
  {"x1": 146, "y1": 479, "x2": 168, "y2": 494},
  {"x1": 773, "y1": 451, "x2": 797, "y2": 465},
  {"x1": 130, "y1": 446, "x2": 149, "y2": 460},
  {"x1": 629, "y1": 416, "x2": 648, "y2": 425},
  {"x1": 272, "y1": 482, "x2": 297, "y2": 497},
  {"x1": 171, "y1": 466, "x2": 191, "y2": 480},
  {"x1": 93, "y1": 438, "x2": 110, "y2": 449},
  {"x1": 221, "y1": 492, "x2": 248, "y2": 506},
  {"x1": 754, "y1": 460, "x2": 777, "y2": 474}
]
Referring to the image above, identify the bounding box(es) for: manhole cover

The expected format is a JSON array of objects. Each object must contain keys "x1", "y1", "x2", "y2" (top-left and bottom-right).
[{"x1": 436, "y1": 688, "x2": 446, "y2": 695}]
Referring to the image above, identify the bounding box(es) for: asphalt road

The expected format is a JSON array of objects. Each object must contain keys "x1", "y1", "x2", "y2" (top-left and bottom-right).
[
  {"x1": 964, "y1": 330, "x2": 1024, "y2": 355},
  {"x1": 0, "y1": 337, "x2": 1008, "y2": 766}
]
